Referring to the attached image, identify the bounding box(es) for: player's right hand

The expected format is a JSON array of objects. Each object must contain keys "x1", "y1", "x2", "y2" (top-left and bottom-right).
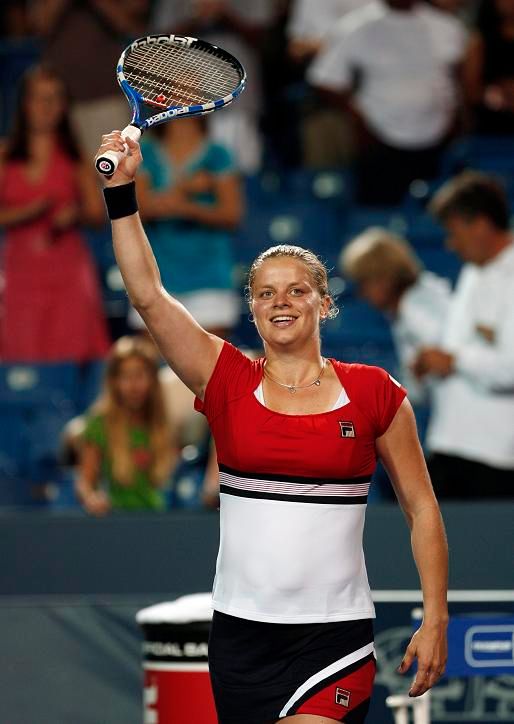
[{"x1": 95, "y1": 130, "x2": 143, "y2": 187}]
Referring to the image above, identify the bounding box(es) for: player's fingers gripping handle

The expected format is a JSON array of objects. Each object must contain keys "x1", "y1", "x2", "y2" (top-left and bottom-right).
[{"x1": 95, "y1": 124, "x2": 141, "y2": 176}]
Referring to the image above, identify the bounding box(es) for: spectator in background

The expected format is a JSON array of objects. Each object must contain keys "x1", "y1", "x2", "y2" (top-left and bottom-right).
[
  {"x1": 308, "y1": 0, "x2": 467, "y2": 205},
  {"x1": 340, "y1": 228, "x2": 451, "y2": 404},
  {"x1": 413, "y1": 172, "x2": 514, "y2": 498},
  {"x1": 463, "y1": 0, "x2": 514, "y2": 135},
  {"x1": 131, "y1": 117, "x2": 244, "y2": 340},
  {"x1": 76, "y1": 336, "x2": 176, "y2": 515},
  {"x1": 30, "y1": 0, "x2": 150, "y2": 159},
  {"x1": 0, "y1": 65, "x2": 110, "y2": 363},
  {"x1": 286, "y1": 0, "x2": 372, "y2": 167},
  {"x1": 150, "y1": 0, "x2": 276, "y2": 172}
]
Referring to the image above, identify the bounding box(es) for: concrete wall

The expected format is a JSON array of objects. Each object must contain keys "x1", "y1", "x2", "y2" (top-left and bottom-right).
[{"x1": 1, "y1": 503, "x2": 512, "y2": 724}]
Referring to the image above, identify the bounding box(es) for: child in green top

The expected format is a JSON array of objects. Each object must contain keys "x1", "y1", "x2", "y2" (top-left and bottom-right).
[{"x1": 76, "y1": 336, "x2": 176, "y2": 515}]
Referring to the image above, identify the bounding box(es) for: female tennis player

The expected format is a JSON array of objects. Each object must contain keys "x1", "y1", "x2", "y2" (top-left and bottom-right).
[{"x1": 95, "y1": 131, "x2": 448, "y2": 724}]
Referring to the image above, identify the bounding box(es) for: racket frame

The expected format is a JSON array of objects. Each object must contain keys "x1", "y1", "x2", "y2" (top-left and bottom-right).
[{"x1": 96, "y1": 33, "x2": 246, "y2": 176}]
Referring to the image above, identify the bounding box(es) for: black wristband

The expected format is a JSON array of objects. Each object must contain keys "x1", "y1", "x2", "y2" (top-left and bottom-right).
[{"x1": 103, "y1": 181, "x2": 138, "y2": 220}]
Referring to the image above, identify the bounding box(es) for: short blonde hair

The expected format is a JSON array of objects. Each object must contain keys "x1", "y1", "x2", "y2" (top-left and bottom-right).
[
  {"x1": 247, "y1": 244, "x2": 339, "y2": 320},
  {"x1": 340, "y1": 228, "x2": 421, "y2": 293}
]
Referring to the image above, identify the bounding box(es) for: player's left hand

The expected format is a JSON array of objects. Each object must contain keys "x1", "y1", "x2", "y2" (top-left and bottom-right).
[{"x1": 397, "y1": 621, "x2": 448, "y2": 697}]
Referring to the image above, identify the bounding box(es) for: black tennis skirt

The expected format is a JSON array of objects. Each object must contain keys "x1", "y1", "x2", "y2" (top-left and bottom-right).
[{"x1": 208, "y1": 611, "x2": 376, "y2": 724}]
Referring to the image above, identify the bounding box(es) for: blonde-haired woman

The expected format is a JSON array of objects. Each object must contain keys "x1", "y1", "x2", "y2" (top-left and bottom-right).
[
  {"x1": 94, "y1": 131, "x2": 449, "y2": 724},
  {"x1": 76, "y1": 336, "x2": 176, "y2": 516},
  {"x1": 340, "y1": 228, "x2": 451, "y2": 403}
]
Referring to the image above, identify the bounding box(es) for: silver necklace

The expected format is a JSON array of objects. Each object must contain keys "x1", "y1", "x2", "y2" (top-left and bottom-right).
[{"x1": 263, "y1": 358, "x2": 326, "y2": 394}]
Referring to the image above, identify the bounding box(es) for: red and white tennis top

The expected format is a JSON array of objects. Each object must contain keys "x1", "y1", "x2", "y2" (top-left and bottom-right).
[{"x1": 195, "y1": 342, "x2": 406, "y2": 624}]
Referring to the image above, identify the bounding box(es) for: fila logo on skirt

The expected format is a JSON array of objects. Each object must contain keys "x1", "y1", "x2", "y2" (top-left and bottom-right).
[{"x1": 335, "y1": 687, "x2": 351, "y2": 707}]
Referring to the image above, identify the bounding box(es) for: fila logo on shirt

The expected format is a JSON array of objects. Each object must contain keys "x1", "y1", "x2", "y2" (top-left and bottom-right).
[
  {"x1": 335, "y1": 687, "x2": 351, "y2": 707},
  {"x1": 339, "y1": 421, "x2": 356, "y2": 438}
]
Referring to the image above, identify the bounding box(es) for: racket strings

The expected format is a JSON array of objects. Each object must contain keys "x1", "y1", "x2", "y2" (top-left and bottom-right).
[{"x1": 125, "y1": 43, "x2": 241, "y2": 107}]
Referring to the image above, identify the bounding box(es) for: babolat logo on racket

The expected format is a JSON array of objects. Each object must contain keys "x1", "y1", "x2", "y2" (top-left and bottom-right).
[
  {"x1": 147, "y1": 108, "x2": 190, "y2": 126},
  {"x1": 132, "y1": 34, "x2": 196, "y2": 50},
  {"x1": 335, "y1": 688, "x2": 351, "y2": 707}
]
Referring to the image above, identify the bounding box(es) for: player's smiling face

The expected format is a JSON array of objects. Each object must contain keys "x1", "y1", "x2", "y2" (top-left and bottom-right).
[{"x1": 251, "y1": 257, "x2": 328, "y2": 345}]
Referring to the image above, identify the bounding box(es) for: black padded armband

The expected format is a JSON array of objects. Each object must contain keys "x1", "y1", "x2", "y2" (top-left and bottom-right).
[{"x1": 103, "y1": 181, "x2": 138, "y2": 220}]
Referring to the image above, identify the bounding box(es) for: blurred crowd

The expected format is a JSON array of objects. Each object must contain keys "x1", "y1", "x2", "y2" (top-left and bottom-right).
[{"x1": 0, "y1": 0, "x2": 513, "y2": 513}]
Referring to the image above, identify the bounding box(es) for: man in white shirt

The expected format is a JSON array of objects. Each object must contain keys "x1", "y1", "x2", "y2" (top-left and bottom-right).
[
  {"x1": 413, "y1": 172, "x2": 514, "y2": 498},
  {"x1": 307, "y1": 0, "x2": 466, "y2": 204}
]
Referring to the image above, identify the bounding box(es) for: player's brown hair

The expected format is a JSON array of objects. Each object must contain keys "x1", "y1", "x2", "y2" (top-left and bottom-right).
[{"x1": 247, "y1": 245, "x2": 339, "y2": 320}]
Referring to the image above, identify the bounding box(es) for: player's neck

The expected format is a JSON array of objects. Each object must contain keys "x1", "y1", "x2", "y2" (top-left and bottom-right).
[{"x1": 264, "y1": 345, "x2": 324, "y2": 387}]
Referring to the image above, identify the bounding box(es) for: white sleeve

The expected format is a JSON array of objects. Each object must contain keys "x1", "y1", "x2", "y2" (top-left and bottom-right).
[
  {"x1": 444, "y1": 15, "x2": 468, "y2": 65},
  {"x1": 306, "y1": 21, "x2": 354, "y2": 91},
  {"x1": 454, "y1": 312, "x2": 514, "y2": 392},
  {"x1": 454, "y1": 283, "x2": 514, "y2": 392}
]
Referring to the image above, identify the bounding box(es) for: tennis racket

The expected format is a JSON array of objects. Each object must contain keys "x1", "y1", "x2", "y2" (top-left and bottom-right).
[{"x1": 95, "y1": 33, "x2": 246, "y2": 176}]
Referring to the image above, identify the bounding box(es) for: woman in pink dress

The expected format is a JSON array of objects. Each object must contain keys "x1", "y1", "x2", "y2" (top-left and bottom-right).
[{"x1": 0, "y1": 65, "x2": 110, "y2": 362}]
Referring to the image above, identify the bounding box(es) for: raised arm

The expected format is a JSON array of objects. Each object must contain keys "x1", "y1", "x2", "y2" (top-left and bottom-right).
[
  {"x1": 95, "y1": 131, "x2": 224, "y2": 398},
  {"x1": 376, "y1": 398, "x2": 449, "y2": 697}
]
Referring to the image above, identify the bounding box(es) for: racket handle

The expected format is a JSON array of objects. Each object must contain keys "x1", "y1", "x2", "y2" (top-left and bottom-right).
[{"x1": 95, "y1": 125, "x2": 142, "y2": 176}]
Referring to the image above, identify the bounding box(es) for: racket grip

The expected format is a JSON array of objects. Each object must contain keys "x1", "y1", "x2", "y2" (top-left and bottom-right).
[{"x1": 95, "y1": 125, "x2": 142, "y2": 176}]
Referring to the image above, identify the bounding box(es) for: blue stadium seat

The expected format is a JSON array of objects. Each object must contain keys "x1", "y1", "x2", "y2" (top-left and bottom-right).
[
  {"x1": 405, "y1": 136, "x2": 514, "y2": 222},
  {"x1": 236, "y1": 197, "x2": 344, "y2": 269},
  {"x1": 416, "y1": 247, "x2": 462, "y2": 285},
  {"x1": 403, "y1": 212, "x2": 445, "y2": 248},
  {"x1": 84, "y1": 226, "x2": 129, "y2": 321},
  {"x1": 0, "y1": 363, "x2": 79, "y2": 506},
  {"x1": 282, "y1": 168, "x2": 354, "y2": 209},
  {"x1": 440, "y1": 135, "x2": 514, "y2": 193},
  {"x1": 341, "y1": 207, "x2": 447, "y2": 258},
  {"x1": 0, "y1": 410, "x2": 31, "y2": 505},
  {"x1": 76, "y1": 360, "x2": 106, "y2": 412},
  {"x1": 0, "y1": 362, "x2": 78, "y2": 407},
  {"x1": 323, "y1": 297, "x2": 394, "y2": 347},
  {"x1": 244, "y1": 168, "x2": 353, "y2": 210},
  {"x1": 342, "y1": 207, "x2": 409, "y2": 243}
]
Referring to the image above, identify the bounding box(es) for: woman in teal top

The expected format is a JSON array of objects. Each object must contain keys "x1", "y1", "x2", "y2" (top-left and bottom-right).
[
  {"x1": 134, "y1": 117, "x2": 244, "y2": 338},
  {"x1": 76, "y1": 336, "x2": 176, "y2": 515}
]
